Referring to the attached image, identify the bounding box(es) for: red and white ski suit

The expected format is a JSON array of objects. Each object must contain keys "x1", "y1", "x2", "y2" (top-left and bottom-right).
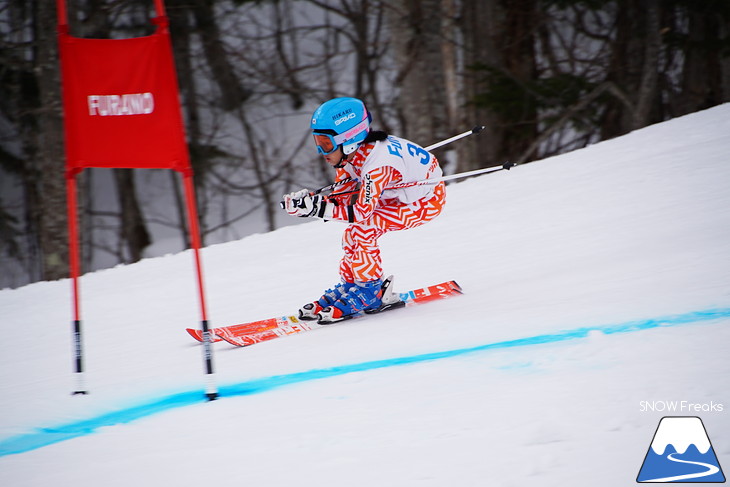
[{"x1": 325, "y1": 135, "x2": 446, "y2": 283}]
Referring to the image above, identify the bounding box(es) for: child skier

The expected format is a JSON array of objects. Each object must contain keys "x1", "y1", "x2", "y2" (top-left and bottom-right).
[{"x1": 283, "y1": 97, "x2": 446, "y2": 323}]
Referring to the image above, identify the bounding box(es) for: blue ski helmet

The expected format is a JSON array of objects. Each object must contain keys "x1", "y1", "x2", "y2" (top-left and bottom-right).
[{"x1": 310, "y1": 97, "x2": 371, "y2": 155}]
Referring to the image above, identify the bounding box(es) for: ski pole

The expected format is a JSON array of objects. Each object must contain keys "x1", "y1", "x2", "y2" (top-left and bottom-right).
[
  {"x1": 310, "y1": 125, "x2": 485, "y2": 196},
  {"x1": 293, "y1": 162, "x2": 515, "y2": 220},
  {"x1": 281, "y1": 162, "x2": 515, "y2": 210},
  {"x1": 423, "y1": 125, "x2": 484, "y2": 151},
  {"x1": 386, "y1": 161, "x2": 515, "y2": 190}
]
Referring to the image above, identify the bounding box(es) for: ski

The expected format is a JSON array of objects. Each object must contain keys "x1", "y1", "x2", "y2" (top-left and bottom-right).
[{"x1": 185, "y1": 280, "x2": 462, "y2": 347}]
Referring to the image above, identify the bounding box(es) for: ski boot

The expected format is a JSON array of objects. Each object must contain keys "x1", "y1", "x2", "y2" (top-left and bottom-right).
[
  {"x1": 317, "y1": 275, "x2": 404, "y2": 324},
  {"x1": 298, "y1": 281, "x2": 356, "y2": 321}
]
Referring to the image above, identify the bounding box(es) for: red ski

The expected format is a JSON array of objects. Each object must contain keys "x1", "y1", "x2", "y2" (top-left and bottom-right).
[{"x1": 185, "y1": 280, "x2": 462, "y2": 347}]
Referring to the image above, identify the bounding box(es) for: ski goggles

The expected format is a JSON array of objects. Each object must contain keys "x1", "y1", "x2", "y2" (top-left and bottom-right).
[{"x1": 312, "y1": 132, "x2": 338, "y2": 155}]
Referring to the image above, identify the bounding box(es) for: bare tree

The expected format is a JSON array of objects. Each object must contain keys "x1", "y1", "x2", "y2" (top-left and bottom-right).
[
  {"x1": 456, "y1": 0, "x2": 540, "y2": 171},
  {"x1": 386, "y1": 0, "x2": 451, "y2": 155},
  {"x1": 672, "y1": 1, "x2": 730, "y2": 116},
  {"x1": 34, "y1": 0, "x2": 68, "y2": 279}
]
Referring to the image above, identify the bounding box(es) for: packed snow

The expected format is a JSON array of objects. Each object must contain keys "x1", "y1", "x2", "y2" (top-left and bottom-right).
[{"x1": 1, "y1": 104, "x2": 729, "y2": 486}]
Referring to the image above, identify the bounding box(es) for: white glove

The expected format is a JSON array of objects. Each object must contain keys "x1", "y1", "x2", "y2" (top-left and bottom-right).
[
  {"x1": 283, "y1": 189, "x2": 309, "y2": 212},
  {"x1": 283, "y1": 189, "x2": 320, "y2": 218},
  {"x1": 282, "y1": 189, "x2": 336, "y2": 219}
]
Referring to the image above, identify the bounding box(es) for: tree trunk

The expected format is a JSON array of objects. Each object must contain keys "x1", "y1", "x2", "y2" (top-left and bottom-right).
[
  {"x1": 457, "y1": 0, "x2": 538, "y2": 170},
  {"x1": 441, "y1": 0, "x2": 461, "y2": 150},
  {"x1": 498, "y1": 0, "x2": 539, "y2": 162},
  {"x1": 387, "y1": 0, "x2": 450, "y2": 153},
  {"x1": 676, "y1": 4, "x2": 729, "y2": 116},
  {"x1": 113, "y1": 169, "x2": 151, "y2": 263},
  {"x1": 633, "y1": 0, "x2": 661, "y2": 129},
  {"x1": 191, "y1": 0, "x2": 250, "y2": 111},
  {"x1": 457, "y1": 0, "x2": 500, "y2": 172},
  {"x1": 602, "y1": 0, "x2": 651, "y2": 139},
  {"x1": 34, "y1": 0, "x2": 68, "y2": 280}
]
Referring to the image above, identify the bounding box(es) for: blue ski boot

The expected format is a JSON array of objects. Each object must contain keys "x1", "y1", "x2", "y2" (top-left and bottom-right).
[
  {"x1": 298, "y1": 281, "x2": 356, "y2": 321},
  {"x1": 317, "y1": 276, "x2": 404, "y2": 324}
]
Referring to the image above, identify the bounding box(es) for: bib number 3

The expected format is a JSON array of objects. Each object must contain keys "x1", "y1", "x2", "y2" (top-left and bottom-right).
[{"x1": 387, "y1": 137, "x2": 430, "y2": 165}]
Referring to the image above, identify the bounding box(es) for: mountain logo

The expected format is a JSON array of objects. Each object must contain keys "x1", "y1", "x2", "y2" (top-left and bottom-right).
[{"x1": 637, "y1": 416, "x2": 725, "y2": 483}]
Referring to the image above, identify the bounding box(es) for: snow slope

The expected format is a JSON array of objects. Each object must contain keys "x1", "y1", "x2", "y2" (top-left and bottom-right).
[{"x1": 1, "y1": 104, "x2": 729, "y2": 486}]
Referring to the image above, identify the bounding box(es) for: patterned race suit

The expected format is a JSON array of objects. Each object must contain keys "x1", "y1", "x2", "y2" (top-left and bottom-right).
[{"x1": 325, "y1": 135, "x2": 446, "y2": 283}]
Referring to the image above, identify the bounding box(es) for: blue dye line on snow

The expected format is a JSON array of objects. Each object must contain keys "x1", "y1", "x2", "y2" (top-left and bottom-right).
[{"x1": 1, "y1": 307, "x2": 729, "y2": 457}]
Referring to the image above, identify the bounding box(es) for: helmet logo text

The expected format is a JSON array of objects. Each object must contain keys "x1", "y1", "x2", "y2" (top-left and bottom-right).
[{"x1": 334, "y1": 112, "x2": 356, "y2": 126}]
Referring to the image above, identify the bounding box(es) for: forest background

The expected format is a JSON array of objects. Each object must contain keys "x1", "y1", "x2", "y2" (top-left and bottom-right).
[{"x1": 1, "y1": 0, "x2": 728, "y2": 289}]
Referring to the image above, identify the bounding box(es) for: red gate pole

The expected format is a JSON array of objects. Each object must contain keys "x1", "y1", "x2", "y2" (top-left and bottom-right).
[
  {"x1": 66, "y1": 171, "x2": 87, "y2": 395},
  {"x1": 182, "y1": 171, "x2": 218, "y2": 400},
  {"x1": 56, "y1": 0, "x2": 67, "y2": 26},
  {"x1": 153, "y1": 0, "x2": 166, "y2": 17},
  {"x1": 59, "y1": 0, "x2": 87, "y2": 395}
]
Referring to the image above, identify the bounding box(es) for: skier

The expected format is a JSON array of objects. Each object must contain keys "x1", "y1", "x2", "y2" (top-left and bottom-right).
[{"x1": 282, "y1": 97, "x2": 446, "y2": 323}]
